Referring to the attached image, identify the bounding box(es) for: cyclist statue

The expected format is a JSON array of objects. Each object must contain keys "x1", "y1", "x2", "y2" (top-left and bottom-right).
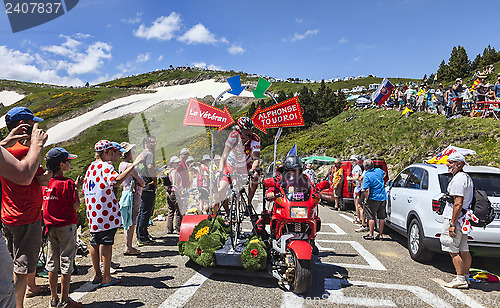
[{"x1": 213, "y1": 116, "x2": 261, "y2": 215}]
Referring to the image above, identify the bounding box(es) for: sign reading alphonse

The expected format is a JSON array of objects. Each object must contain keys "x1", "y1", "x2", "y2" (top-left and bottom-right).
[
  {"x1": 251, "y1": 96, "x2": 304, "y2": 133},
  {"x1": 183, "y1": 98, "x2": 235, "y2": 131}
]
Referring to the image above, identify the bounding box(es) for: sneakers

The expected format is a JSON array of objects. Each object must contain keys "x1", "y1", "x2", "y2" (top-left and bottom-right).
[
  {"x1": 355, "y1": 226, "x2": 368, "y2": 232},
  {"x1": 443, "y1": 276, "x2": 469, "y2": 289},
  {"x1": 137, "y1": 239, "x2": 156, "y2": 246}
]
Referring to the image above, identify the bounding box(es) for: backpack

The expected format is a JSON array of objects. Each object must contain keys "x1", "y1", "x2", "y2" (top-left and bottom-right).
[{"x1": 469, "y1": 189, "x2": 495, "y2": 228}]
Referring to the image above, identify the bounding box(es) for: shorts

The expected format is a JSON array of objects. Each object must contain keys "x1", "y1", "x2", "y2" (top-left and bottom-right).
[
  {"x1": 440, "y1": 219, "x2": 468, "y2": 253},
  {"x1": 333, "y1": 185, "x2": 342, "y2": 198},
  {"x1": 46, "y1": 224, "x2": 77, "y2": 275},
  {"x1": 3, "y1": 220, "x2": 42, "y2": 274},
  {"x1": 364, "y1": 199, "x2": 387, "y2": 221},
  {"x1": 221, "y1": 165, "x2": 248, "y2": 184},
  {"x1": 90, "y1": 227, "x2": 118, "y2": 246}
]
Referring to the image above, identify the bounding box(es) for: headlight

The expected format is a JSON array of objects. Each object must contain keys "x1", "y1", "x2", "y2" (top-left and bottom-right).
[{"x1": 290, "y1": 206, "x2": 308, "y2": 218}]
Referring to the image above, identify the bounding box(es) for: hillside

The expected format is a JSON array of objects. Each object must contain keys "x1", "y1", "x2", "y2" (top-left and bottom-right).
[{"x1": 262, "y1": 108, "x2": 500, "y2": 178}]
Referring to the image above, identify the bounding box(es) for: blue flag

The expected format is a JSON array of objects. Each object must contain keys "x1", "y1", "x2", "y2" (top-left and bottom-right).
[{"x1": 287, "y1": 143, "x2": 297, "y2": 156}]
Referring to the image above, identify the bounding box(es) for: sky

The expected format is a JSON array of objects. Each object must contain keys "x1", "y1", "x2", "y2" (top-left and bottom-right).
[{"x1": 0, "y1": 0, "x2": 499, "y2": 87}]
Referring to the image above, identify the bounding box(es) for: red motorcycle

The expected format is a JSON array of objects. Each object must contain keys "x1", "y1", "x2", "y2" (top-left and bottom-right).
[{"x1": 262, "y1": 169, "x2": 329, "y2": 294}]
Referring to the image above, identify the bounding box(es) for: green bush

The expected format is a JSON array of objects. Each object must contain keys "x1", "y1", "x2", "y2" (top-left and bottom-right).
[{"x1": 241, "y1": 236, "x2": 267, "y2": 271}]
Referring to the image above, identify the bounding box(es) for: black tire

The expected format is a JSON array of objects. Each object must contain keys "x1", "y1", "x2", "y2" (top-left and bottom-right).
[
  {"x1": 290, "y1": 250, "x2": 312, "y2": 294},
  {"x1": 229, "y1": 194, "x2": 241, "y2": 249},
  {"x1": 407, "y1": 219, "x2": 434, "y2": 262}
]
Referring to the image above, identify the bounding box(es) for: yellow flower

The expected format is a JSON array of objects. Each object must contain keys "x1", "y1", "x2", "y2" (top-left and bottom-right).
[
  {"x1": 195, "y1": 226, "x2": 209, "y2": 239},
  {"x1": 250, "y1": 239, "x2": 260, "y2": 244}
]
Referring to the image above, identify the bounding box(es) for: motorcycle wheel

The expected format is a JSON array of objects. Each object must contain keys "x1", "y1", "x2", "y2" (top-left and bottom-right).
[
  {"x1": 290, "y1": 250, "x2": 312, "y2": 294},
  {"x1": 229, "y1": 193, "x2": 241, "y2": 249}
]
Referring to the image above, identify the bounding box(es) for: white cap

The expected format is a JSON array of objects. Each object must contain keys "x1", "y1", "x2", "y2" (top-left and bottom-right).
[
  {"x1": 180, "y1": 148, "x2": 190, "y2": 155},
  {"x1": 202, "y1": 154, "x2": 211, "y2": 161},
  {"x1": 170, "y1": 156, "x2": 181, "y2": 164},
  {"x1": 447, "y1": 152, "x2": 466, "y2": 163},
  {"x1": 349, "y1": 155, "x2": 358, "y2": 161},
  {"x1": 186, "y1": 156, "x2": 195, "y2": 163}
]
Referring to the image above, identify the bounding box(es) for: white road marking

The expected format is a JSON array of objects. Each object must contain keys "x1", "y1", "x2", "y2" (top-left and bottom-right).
[
  {"x1": 339, "y1": 213, "x2": 355, "y2": 222},
  {"x1": 70, "y1": 281, "x2": 100, "y2": 302},
  {"x1": 325, "y1": 278, "x2": 454, "y2": 308},
  {"x1": 318, "y1": 223, "x2": 346, "y2": 235},
  {"x1": 316, "y1": 240, "x2": 386, "y2": 270},
  {"x1": 281, "y1": 292, "x2": 304, "y2": 308},
  {"x1": 325, "y1": 278, "x2": 396, "y2": 306},
  {"x1": 158, "y1": 268, "x2": 214, "y2": 308},
  {"x1": 432, "y1": 278, "x2": 486, "y2": 308}
]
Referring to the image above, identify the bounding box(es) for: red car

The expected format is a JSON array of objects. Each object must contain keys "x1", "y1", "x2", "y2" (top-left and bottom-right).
[{"x1": 317, "y1": 159, "x2": 389, "y2": 210}]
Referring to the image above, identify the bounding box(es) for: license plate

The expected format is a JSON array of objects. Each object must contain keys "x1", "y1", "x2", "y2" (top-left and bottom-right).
[{"x1": 495, "y1": 212, "x2": 500, "y2": 221}]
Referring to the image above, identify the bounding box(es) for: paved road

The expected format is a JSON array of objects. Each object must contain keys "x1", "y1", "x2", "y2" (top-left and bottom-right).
[{"x1": 26, "y1": 203, "x2": 500, "y2": 308}]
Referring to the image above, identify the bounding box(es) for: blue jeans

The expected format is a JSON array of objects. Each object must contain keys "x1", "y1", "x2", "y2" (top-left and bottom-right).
[{"x1": 136, "y1": 190, "x2": 156, "y2": 242}]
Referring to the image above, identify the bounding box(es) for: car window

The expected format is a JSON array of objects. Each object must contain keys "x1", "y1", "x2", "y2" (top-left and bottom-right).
[
  {"x1": 407, "y1": 168, "x2": 428, "y2": 190},
  {"x1": 439, "y1": 172, "x2": 500, "y2": 196},
  {"x1": 393, "y1": 168, "x2": 411, "y2": 188}
]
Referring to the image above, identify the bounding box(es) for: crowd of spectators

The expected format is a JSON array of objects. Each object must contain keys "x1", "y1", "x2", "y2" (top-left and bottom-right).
[{"x1": 360, "y1": 69, "x2": 500, "y2": 119}]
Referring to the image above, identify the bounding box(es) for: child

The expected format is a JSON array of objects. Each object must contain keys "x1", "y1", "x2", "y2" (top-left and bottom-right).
[
  {"x1": 43, "y1": 147, "x2": 82, "y2": 308},
  {"x1": 83, "y1": 140, "x2": 144, "y2": 287}
]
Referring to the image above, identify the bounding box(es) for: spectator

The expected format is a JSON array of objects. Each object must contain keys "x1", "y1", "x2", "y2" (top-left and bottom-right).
[
  {"x1": 303, "y1": 163, "x2": 315, "y2": 184},
  {"x1": 346, "y1": 155, "x2": 363, "y2": 225},
  {"x1": 0, "y1": 122, "x2": 47, "y2": 308},
  {"x1": 494, "y1": 77, "x2": 500, "y2": 101},
  {"x1": 332, "y1": 159, "x2": 344, "y2": 210},
  {"x1": 486, "y1": 84, "x2": 495, "y2": 101},
  {"x1": 473, "y1": 75, "x2": 488, "y2": 102},
  {"x1": 435, "y1": 84, "x2": 445, "y2": 115},
  {"x1": 1, "y1": 107, "x2": 52, "y2": 307},
  {"x1": 177, "y1": 148, "x2": 190, "y2": 193},
  {"x1": 444, "y1": 85, "x2": 455, "y2": 117},
  {"x1": 198, "y1": 155, "x2": 211, "y2": 213},
  {"x1": 166, "y1": 156, "x2": 184, "y2": 234},
  {"x1": 452, "y1": 78, "x2": 464, "y2": 113},
  {"x1": 43, "y1": 147, "x2": 82, "y2": 308},
  {"x1": 362, "y1": 159, "x2": 387, "y2": 240},
  {"x1": 83, "y1": 140, "x2": 144, "y2": 288},
  {"x1": 136, "y1": 135, "x2": 157, "y2": 246},
  {"x1": 441, "y1": 153, "x2": 473, "y2": 289},
  {"x1": 118, "y1": 142, "x2": 145, "y2": 256}
]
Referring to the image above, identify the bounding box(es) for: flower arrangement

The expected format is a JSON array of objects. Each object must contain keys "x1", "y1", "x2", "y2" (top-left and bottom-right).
[
  {"x1": 178, "y1": 217, "x2": 230, "y2": 267},
  {"x1": 241, "y1": 236, "x2": 267, "y2": 271}
]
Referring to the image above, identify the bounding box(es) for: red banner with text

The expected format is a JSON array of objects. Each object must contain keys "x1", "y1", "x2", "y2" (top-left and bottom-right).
[{"x1": 251, "y1": 96, "x2": 304, "y2": 133}]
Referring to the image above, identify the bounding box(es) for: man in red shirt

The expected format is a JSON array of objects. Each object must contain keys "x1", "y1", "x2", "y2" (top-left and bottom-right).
[
  {"x1": 1, "y1": 107, "x2": 53, "y2": 307},
  {"x1": 0, "y1": 121, "x2": 47, "y2": 308}
]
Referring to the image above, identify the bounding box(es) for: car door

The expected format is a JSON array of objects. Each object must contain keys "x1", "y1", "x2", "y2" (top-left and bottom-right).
[
  {"x1": 321, "y1": 169, "x2": 334, "y2": 201},
  {"x1": 405, "y1": 167, "x2": 429, "y2": 225},
  {"x1": 387, "y1": 168, "x2": 412, "y2": 227}
]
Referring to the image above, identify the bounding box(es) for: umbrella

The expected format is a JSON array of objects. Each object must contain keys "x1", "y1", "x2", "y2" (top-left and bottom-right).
[
  {"x1": 346, "y1": 95, "x2": 360, "y2": 101},
  {"x1": 356, "y1": 97, "x2": 371, "y2": 104},
  {"x1": 302, "y1": 156, "x2": 337, "y2": 165}
]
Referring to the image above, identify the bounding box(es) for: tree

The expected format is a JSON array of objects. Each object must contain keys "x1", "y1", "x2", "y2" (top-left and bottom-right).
[
  {"x1": 436, "y1": 60, "x2": 449, "y2": 82},
  {"x1": 447, "y1": 46, "x2": 470, "y2": 80},
  {"x1": 471, "y1": 54, "x2": 482, "y2": 72},
  {"x1": 480, "y1": 45, "x2": 498, "y2": 67}
]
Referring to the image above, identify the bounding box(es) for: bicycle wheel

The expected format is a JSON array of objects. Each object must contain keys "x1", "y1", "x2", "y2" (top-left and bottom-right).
[{"x1": 229, "y1": 193, "x2": 241, "y2": 249}]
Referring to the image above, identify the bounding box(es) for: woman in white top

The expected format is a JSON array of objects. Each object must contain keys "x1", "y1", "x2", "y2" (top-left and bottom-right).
[{"x1": 119, "y1": 142, "x2": 146, "y2": 255}]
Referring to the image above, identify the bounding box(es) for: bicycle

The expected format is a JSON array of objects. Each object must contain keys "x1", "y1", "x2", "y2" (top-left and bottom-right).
[{"x1": 210, "y1": 172, "x2": 258, "y2": 249}]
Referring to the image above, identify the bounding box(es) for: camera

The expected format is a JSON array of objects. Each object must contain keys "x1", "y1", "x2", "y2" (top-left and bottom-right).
[{"x1": 26, "y1": 125, "x2": 33, "y2": 136}]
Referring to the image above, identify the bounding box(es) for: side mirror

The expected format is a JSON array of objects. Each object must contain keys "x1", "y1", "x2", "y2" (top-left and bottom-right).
[
  {"x1": 263, "y1": 177, "x2": 277, "y2": 188},
  {"x1": 316, "y1": 180, "x2": 330, "y2": 191}
]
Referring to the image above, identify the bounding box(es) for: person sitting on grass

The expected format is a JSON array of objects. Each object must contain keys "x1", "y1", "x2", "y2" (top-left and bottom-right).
[
  {"x1": 43, "y1": 147, "x2": 82, "y2": 308},
  {"x1": 83, "y1": 140, "x2": 144, "y2": 288}
]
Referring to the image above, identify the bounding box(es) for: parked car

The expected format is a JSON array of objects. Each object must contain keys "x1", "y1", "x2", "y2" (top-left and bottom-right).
[
  {"x1": 385, "y1": 163, "x2": 500, "y2": 262},
  {"x1": 317, "y1": 159, "x2": 388, "y2": 210}
]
